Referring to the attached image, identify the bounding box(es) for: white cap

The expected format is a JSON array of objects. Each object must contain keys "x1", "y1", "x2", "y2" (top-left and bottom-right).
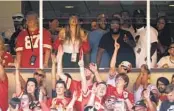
[
  {"x1": 12, "y1": 13, "x2": 24, "y2": 22},
  {"x1": 120, "y1": 61, "x2": 132, "y2": 72}
]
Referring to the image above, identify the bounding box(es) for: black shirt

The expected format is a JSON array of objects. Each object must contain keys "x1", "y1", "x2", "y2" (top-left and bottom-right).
[
  {"x1": 99, "y1": 29, "x2": 136, "y2": 67},
  {"x1": 160, "y1": 100, "x2": 174, "y2": 111}
]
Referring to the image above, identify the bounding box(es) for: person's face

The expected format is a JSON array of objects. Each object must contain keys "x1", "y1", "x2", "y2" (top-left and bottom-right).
[
  {"x1": 26, "y1": 15, "x2": 38, "y2": 28},
  {"x1": 91, "y1": 21, "x2": 98, "y2": 30},
  {"x1": 27, "y1": 81, "x2": 36, "y2": 94},
  {"x1": 157, "y1": 81, "x2": 166, "y2": 93},
  {"x1": 167, "y1": 91, "x2": 174, "y2": 102},
  {"x1": 56, "y1": 83, "x2": 65, "y2": 95},
  {"x1": 168, "y1": 44, "x2": 174, "y2": 57},
  {"x1": 121, "y1": 12, "x2": 130, "y2": 24},
  {"x1": 98, "y1": 17, "x2": 106, "y2": 29},
  {"x1": 34, "y1": 72, "x2": 44, "y2": 85},
  {"x1": 135, "y1": 15, "x2": 144, "y2": 28},
  {"x1": 134, "y1": 106, "x2": 147, "y2": 111},
  {"x1": 104, "y1": 97, "x2": 116, "y2": 110},
  {"x1": 110, "y1": 21, "x2": 120, "y2": 33},
  {"x1": 85, "y1": 68, "x2": 93, "y2": 81},
  {"x1": 69, "y1": 16, "x2": 78, "y2": 26},
  {"x1": 20, "y1": 95, "x2": 30, "y2": 108},
  {"x1": 118, "y1": 65, "x2": 128, "y2": 73},
  {"x1": 49, "y1": 19, "x2": 59, "y2": 29},
  {"x1": 115, "y1": 76, "x2": 126, "y2": 88},
  {"x1": 157, "y1": 18, "x2": 165, "y2": 31},
  {"x1": 96, "y1": 84, "x2": 107, "y2": 97}
]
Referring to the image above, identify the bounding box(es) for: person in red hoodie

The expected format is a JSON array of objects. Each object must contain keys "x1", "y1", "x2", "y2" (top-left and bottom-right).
[{"x1": 0, "y1": 61, "x2": 8, "y2": 111}]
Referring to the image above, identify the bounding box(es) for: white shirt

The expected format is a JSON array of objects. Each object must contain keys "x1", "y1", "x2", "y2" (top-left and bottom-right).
[
  {"x1": 157, "y1": 56, "x2": 174, "y2": 68},
  {"x1": 134, "y1": 26, "x2": 158, "y2": 68},
  {"x1": 63, "y1": 40, "x2": 80, "y2": 53}
]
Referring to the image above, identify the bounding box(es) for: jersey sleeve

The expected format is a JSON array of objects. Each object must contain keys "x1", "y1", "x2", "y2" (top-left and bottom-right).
[
  {"x1": 43, "y1": 29, "x2": 52, "y2": 50},
  {"x1": 15, "y1": 31, "x2": 25, "y2": 52},
  {"x1": 3, "y1": 52, "x2": 14, "y2": 67}
]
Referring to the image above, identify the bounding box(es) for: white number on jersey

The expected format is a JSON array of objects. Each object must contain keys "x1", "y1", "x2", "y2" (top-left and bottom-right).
[{"x1": 25, "y1": 35, "x2": 39, "y2": 49}]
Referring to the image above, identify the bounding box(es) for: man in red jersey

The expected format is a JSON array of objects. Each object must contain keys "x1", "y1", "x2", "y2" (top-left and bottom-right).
[
  {"x1": 0, "y1": 61, "x2": 8, "y2": 111},
  {"x1": 16, "y1": 11, "x2": 52, "y2": 68}
]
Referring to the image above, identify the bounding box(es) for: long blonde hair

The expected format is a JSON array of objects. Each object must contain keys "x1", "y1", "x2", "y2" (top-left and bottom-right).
[{"x1": 64, "y1": 16, "x2": 82, "y2": 44}]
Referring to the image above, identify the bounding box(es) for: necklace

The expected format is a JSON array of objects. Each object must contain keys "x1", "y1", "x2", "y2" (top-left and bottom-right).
[{"x1": 169, "y1": 57, "x2": 174, "y2": 64}]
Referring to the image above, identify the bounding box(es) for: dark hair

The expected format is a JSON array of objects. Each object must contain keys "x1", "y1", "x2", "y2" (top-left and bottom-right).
[
  {"x1": 56, "y1": 80, "x2": 67, "y2": 89},
  {"x1": 9, "y1": 97, "x2": 21, "y2": 109},
  {"x1": 110, "y1": 17, "x2": 121, "y2": 25},
  {"x1": 96, "y1": 81, "x2": 107, "y2": 87},
  {"x1": 26, "y1": 11, "x2": 38, "y2": 19},
  {"x1": 84, "y1": 106, "x2": 97, "y2": 111},
  {"x1": 49, "y1": 18, "x2": 58, "y2": 23},
  {"x1": 156, "y1": 77, "x2": 169, "y2": 87},
  {"x1": 165, "y1": 84, "x2": 174, "y2": 94},
  {"x1": 115, "y1": 73, "x2": 129, "y2": 88},
  {"x1": 25, "y1": 78, "x2": 39, "y2": 101},
  {"x1": 64, "y1": 73, "x2": 72, "y2": 80}
]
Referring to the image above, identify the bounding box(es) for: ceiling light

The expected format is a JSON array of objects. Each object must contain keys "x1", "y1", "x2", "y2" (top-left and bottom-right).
[
  {"x1": 169, "y1": 4, "x2": 174, "y2": 7},
  {"x1": 65, "y1": 6, "x2": 74, "y2": 8}
]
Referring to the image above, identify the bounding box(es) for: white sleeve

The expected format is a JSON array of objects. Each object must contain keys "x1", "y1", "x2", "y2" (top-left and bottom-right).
[
  {"x1": 157, "y1": 57, "x2": 166, "y2": 68},
  {"x1": 150, "y1": 27, "x2": 158, "y2": 43}
]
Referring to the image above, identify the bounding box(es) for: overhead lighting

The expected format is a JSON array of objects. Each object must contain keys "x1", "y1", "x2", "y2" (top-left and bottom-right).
[
  {"x1": 169, "y1": 4, "x2": 174, "y2": 7},
  {"x1": 65, "y1": 6, "x2": 74, "y2": 8}
]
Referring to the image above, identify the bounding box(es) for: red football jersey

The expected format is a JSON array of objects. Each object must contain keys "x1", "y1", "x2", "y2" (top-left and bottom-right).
[
  {"x1": 82, "y1": 91, "x2": 105, "y2": 111},
  {"x1": 1, "y1": 51, "x2": 14, "y2": 67},
  {"x1": 0, "y1": 75, "x2": 8, "y2": 111},
  {"x1": 105, "y1": 85, "x2": 134, "y2": 104},
  {"x1": 16, "y1": 28, "x2": 52, "y2": 68}
]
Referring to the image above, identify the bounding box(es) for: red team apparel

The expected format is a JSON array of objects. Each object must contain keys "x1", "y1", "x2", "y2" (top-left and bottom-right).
[
  {"x1": 105, "y1": 85, "x2": 134, "y2": 104},
  {"x1": 16, "y1": 28, "x2": 52, "y2": 68},
  {"x1": 1, "y1": 52, "x2": 14, "y2": 67},
  {"x1": 0, "y1": 75, "x2": 8, "y2": 111}
]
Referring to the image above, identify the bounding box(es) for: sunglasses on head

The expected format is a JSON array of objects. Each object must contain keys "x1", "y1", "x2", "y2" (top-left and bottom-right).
[
  {"x1": 121, "y1": 65, "x2": 128, "y2": 71},
  {"x1": 34, "y1": 72, "x2": 44, "y2": 78}
]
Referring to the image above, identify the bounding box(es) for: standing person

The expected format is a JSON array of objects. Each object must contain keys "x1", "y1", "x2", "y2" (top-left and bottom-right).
[
  {"x1": 156, "y1": 42, "x2": 174, "y2": 68},
  {"x1": 157, "y1": 77, "x2": 169, "y2": 101},
  {"x1": 97, "y1": 17, "x2": 136, "y2": 67},
  {"x1": 160, "y1": 84, "x2": 174, "y2": 111},
  {"x1": 89, "y1": 14, "x2": 110, "y2": 68},
  {"x1": 0, "y1": 62, "x2": 8, "y2": 111},
  {"x1": 16, "y1": 11, "x2": 52, "y2": 68},
  {"x1": 48, "y1": 18, "x2": 61, "y2": 43},
  {"x1": 133, "y1": 9, "x2": 158, "y2": 68},
  {"x1": 0, "y1": 37, "x2": 14, "y2": 67},
  {"x1": 156, "y1": 16, "x2": 172, "y2": 61},
  {"x1": 10, "y1": 13, "x2": 25, "y2": 55},
  {"x1": 53, "y1": 15, "x2": 90, "y2": 68}
]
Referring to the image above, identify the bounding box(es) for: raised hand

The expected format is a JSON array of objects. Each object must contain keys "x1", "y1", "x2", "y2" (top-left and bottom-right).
[
  {"x1": 14, "y1": 59, "x2": 20, "y2": 69},
  {"x1": 57, "y1": 45, "x2": 64, "y2": 60},
  {"x1": 140, "y1": 64, "x2": 149, "y2": 74},
  {"x1": 89, "y1": 63, "x2": 98, "y2": 74},
  {"x1": 114, "y1": 41, "x2": 120, "y2": 51},
  {"x1": 123, "y1": 91, "x2": 129, "y2": 100},
  {"x1": 143, "y1": 89, "x2": 150, "y2": 100},
  {"x1": 78, "y1": 49, "x2": 84, "y2": 67},
  {"x1": 51, "y1": 53, "x2": 57, "y2": 64}
]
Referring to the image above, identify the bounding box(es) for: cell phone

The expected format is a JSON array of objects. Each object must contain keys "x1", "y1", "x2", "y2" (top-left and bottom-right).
[{"x1": 30, "y1": 55, "x2": 37, "y2": 66}]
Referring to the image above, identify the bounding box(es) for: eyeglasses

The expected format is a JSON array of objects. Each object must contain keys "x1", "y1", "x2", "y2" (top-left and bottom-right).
[{"x1": 34, "y1": 72, "x2": 44, "y2": 78}]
